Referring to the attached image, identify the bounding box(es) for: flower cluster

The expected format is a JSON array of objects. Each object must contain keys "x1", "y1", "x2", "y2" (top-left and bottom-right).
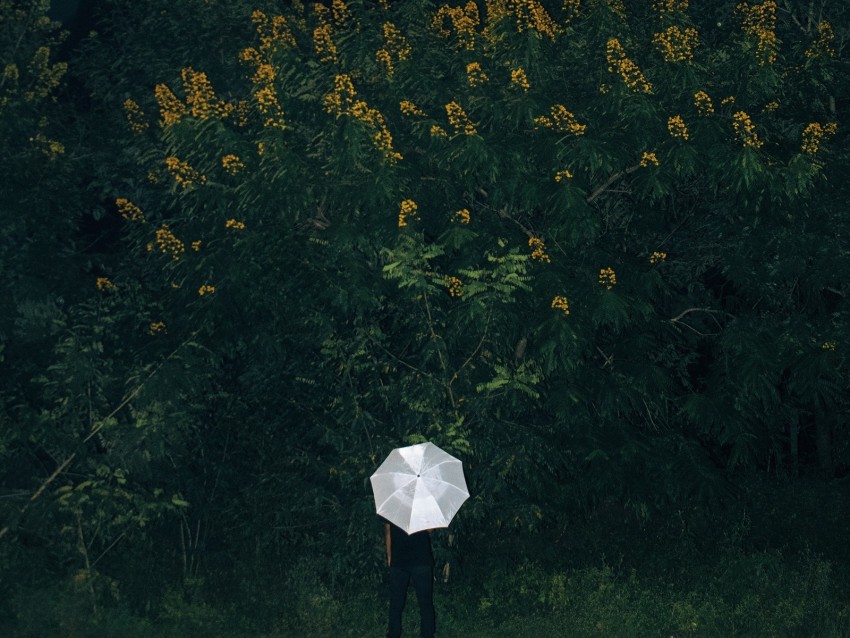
[
  {"x1": 454, "y1": 209, "x2": 471, "y2": 224},
  {"x1": 805, "y1": 21, "x2": 835, "y2": 58},
  {"x1": 116, "y1": 198, "x2": 145, "y2": 222},
  {"x1": 149, "y1": 321, "x2": 167, "y2": 335},
  {"x1": 555, "y1": 169, "x2": 573, "y2": 182},
  {"x1": 251, "y1": 10, "x2": 296, "y2": 53},
  {"x1": 192, "y1": 240, "x2": 202, "y2": 251},
  {"x1": 563, "y1": 0, "x2": 581, "y2": 21},
  {"x1": 96, "y1": 277, "x2": 116, "y2": 292},
  {"x1": 732, "y1": 111, "x2": 763, "y2": 148},
  {"x1": 606, "y1": 38, "x2": 653, "y2": 93},
  {"x1": 155, "y1": 224, "x2": 185, "y2": 260},
  {"x1": 166, "y1": 156, "x2": 206, "y2": 188},
  {"x1": 649, "y1": 251, "x2": 667, "y2": 264},
  {"x1": 598, "y1": 267, "x2": 617, "y2": 289},
  {"x1": 430, "y1": 124, "x2": 448, "y2": 138},
  {"x1": 653, "y1": 25, "x2": 699, "y2": 63},
  {"x1": 325, "y1": 75, "x2": 402, "y2": 161},
  {"x1": 3, "y1": 63, "x2": 19, "y2": 84},
  {"x1": 226, "y1": 218, "x2": 246, "y2": 230},
  {"x1": 198, "y1": 284, "x2": 216, "y2": 296},
  {"x1": 257, "y1": 86, "x2": 286, "y2": 129},
  {"x1": 654, "y1": 0, "x2": 688, "y2": 12},
  {"x1": 721, "y1": 96, "x2": 736, "y2": 106},
  {"x1": 801, "y1": 122, "x2": 837, "y2": 155},
  {"x1": 154, "y1": 84, "x2": 186, "y2": 127},
  {"x1": 376, "y1": 22, "x2": 411, "y2": 77},
  {"x1": 221, "y1": 154, "x2": 245, "y2": 175},
  {"x1": 432, "y1": 2, "x2": 479, "y2": 50},
  {"x1": 313, "y1": 23, "x2": 337, "y2": 63},
  {"x1": 551, "y1": 295, "x2": 570, "y2": 315},
  {"x1": 25, "y1": 46, "x2": 67, "y2": 102},
  {"x1": 466, "y1": 61, "x2": 488, "y2": 87},
  {"x1": 332, "y1": 0, "x2": 351, "y2": 28},
  {"x1": 528, "y1": 237, "x2": 551, "y2": 263},
  {"x1": 640, "y1": 151, "x2": 659, "y2": 167},
  {"x1": 763, "y1": 100, "x2": 779, "y2": 111},
  {"x1": 446, "y1": 101, "x2": 477, "y2": 136},
  {"x1": 398, "y1": 199, "x2": 419, "y2": 227},
  {"x1": 400, "y1": 100, "x2": 426, "y2": 117},
  {"x1": 510, "y1": 67, "x2": 530, "y2": 91},
  {"x1": 505, "y1": 0, "x2": 559, "y2": 39},
  {"x1": 737, "y1": 1, "x2": 778, "y2": 65},
  {"x1": 693, "y1": 90, "x2": 714, "y2": 115},
  {"x1": 182, "y1": 67, "x2": 232, "y2": 120},
  {"x1": 123, "y1": 99, "x2": 148, "y2": 133},
  {"x1": 821, "y1": 341, "x2": 836, "y2": 351},
  {"x1": 667, "y1": 115, "x2": 689, "y2": 140},
  {"x1": 533, "y1": 104, "x2": 586, "y2": 136},
  {"x1": 445, "y1": 275, "x2": 464, "y2": 298}
]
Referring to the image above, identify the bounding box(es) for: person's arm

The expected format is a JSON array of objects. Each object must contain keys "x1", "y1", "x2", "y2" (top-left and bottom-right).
[{"x1": 385, "y1": 523, "x2": 391, "y2": 567}]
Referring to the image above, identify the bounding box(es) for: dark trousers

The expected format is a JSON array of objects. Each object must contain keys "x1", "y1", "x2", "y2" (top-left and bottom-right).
[{"x1": 387, "y1": 565, "x2": 435, "y2": 638}]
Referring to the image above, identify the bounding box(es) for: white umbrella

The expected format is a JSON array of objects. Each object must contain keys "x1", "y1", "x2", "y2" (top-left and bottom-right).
[{"x1": 370, "y1": 442, "x2": 469, "y2": 535}]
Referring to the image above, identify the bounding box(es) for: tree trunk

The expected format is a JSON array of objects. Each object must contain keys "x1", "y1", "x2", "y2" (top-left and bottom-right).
[{"x1": 816, "y1": 420, "x2": 833, "y2": 478}]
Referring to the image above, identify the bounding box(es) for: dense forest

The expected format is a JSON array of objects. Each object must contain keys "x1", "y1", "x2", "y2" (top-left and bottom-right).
[{"x1": 1, "y1": 0, "x2": 849, "y2": 635}]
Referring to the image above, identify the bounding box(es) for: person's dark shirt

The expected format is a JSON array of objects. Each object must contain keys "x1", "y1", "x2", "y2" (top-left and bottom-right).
[{"x1": 388, "y1": 522, "x2": 433, "y2": 569}]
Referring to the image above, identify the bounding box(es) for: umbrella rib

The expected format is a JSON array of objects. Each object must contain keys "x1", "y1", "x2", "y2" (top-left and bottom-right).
[
  {"x1": 419, "y1": 478, "x2": 469, "y2": 498},
  {"x1": 420, "y1": 458, "x2": 460, "y2": 473},
  {"x1": 375, "y1": 477, "x2": 418, "y2": 513}
]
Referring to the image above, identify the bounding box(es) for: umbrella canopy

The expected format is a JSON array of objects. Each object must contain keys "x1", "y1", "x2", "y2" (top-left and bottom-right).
[{"x1": 370, "y1": 442, "x2": 469, "y2": 535}]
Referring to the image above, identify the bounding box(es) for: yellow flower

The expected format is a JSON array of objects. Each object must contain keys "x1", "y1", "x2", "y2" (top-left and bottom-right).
[
  {"x1": 801, "y1": 122, "x2": 837, "y2": 155},
  {"x1": 251, "y1": 10, "x2": 297, "y2": 52},
  {"x1": 551, "y1": 295, "x2": 570, "y2": 315},
  {"x1": 432, "y1": 2, "x2": 479, "y2": 50},
  {"x1": 192, "y1": 240, "x2": 202, "y2": 251},
  {"x1": 165, "y1": 156, "x2": 206, "y2": 188},
  {"x1": 653, "y1": 0, "x2": 688, "y2": 12},
  {"x1": 454, "y1": 209, "x2": 471, "y2": 224},
  {"x1": 528, "y1": 237, "x2": 551, "y2": 263},
  {"x1": 649, "y1": 251, "x2": 667, "y2": 264},
  {"x1": 226, "y1": 218, "x2": 246, "y2": 230},
  {"x1": 533, "y1": 104, "x2": 586, "y2": 136},
  {"x1": 324, "y1": 76, "x2": 401, "y2": 162},
  {"x1": 640, "y1": 151, "x2": 659, "y2": 167},
  {"x1": 115, "y1": 198, "x2": 145, "y2": 222},
  {"x1": 256, "y1": 85, "x2": 286, "y2": 129},
  {"x1": 598, "y1": 267, "x2": 616, "y2": 289},
  {"x1": 821, "y1": 341, "x2": 836, "y2": 351},
  {"x1": 96, "y1": 277, "x2": 116, "y2": 292},
  {"x1": 466, "y1": 61, "x2": 488, "y2": 87},
  {"x1": 430, "y1": 124, "x2": 448, "y2": 138},
  {"x1": 400, "y1": 100, "x2": 426, "y2": 117},
  {"x1": 653, "y1": 25, "x2": 699, "y2": 63},
  {"x1": 607, "y1": 38, "x2": 652, "y2": 93},
  {"x1": 221, "y1": 154, "x2": 245, "y2": 175},
  {"x1": 737, "y1": 1, "x2": 778, "y2": 65},
  {"x1": 376, "y1": 22, "x2": 411, "y2": 77},
  {"x1": 805, "y1": 21, "x2": 835, "y2": 58},
  {"x1": 154, "y1": 84, "x2": 186, "y2": 127},
  {"x1": 313, "y1": 23, "x2": 337, "y2": 63},
  {"x1": 198, "y1": 284, "x2": 216, "y2": 296},
  {"x1": 123, "y1": 99, "x2": 148, "y2": 133},
  {"x1": 446, "y1": 101, "x2": 477, "y2": 136},
  {"x1": 510, "y1": 67, "x2": 530, "y2": 91},
  {"x1": 155, "y1": 224, "x2": 185, "y2": 260},
  {"x1": 503, "y1": 0, "x2": 559, "y2": 39},
  {"x1": 398, "y1": 199, "x2": 419, "y2": 227},
  {"x1": 732, "y1": 111, "x2": 763, "y2": 148},
  {"x1": 149, "y1": 321, "x2": 167, "y2": 335},
  {"x1": 721, "y1": 96, "x2": 736, "y2": 106},
  {"x1": 181, "y1": 67, "x2": 232, "y2": 120},
  {"x1": 667, "y1": 115, "x2": 689, "y2": 140},
  {"x1": 693, "y1": 90, "x2": 714, "y2": 116},
  {"x1": 445, "y1": 275, "x2": 464, "y2": 298},
  {"x1": 554, "y1": 169, "x2": 573, "y2": 182}
]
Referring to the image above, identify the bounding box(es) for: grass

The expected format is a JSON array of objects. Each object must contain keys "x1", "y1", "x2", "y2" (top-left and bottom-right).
[{"x1": 3, "y1": 547, "x2": 849, "y2": 638}]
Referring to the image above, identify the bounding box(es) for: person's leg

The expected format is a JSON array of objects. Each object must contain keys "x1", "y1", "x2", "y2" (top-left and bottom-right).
[
  {"x1": 387, "y1": 566, "x2": 411, "y2": 638},
  {"x1": 409, "y1": 567, "x2": 435, "y2": 638}
]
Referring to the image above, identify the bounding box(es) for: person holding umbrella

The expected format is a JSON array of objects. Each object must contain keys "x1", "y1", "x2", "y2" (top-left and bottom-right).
[
  {"x1": 370, "y1": 442, "x2": 469, "y2": 638},
  {"x1": 383, "y1": 519, "x2": 435, "y2": 638}
]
